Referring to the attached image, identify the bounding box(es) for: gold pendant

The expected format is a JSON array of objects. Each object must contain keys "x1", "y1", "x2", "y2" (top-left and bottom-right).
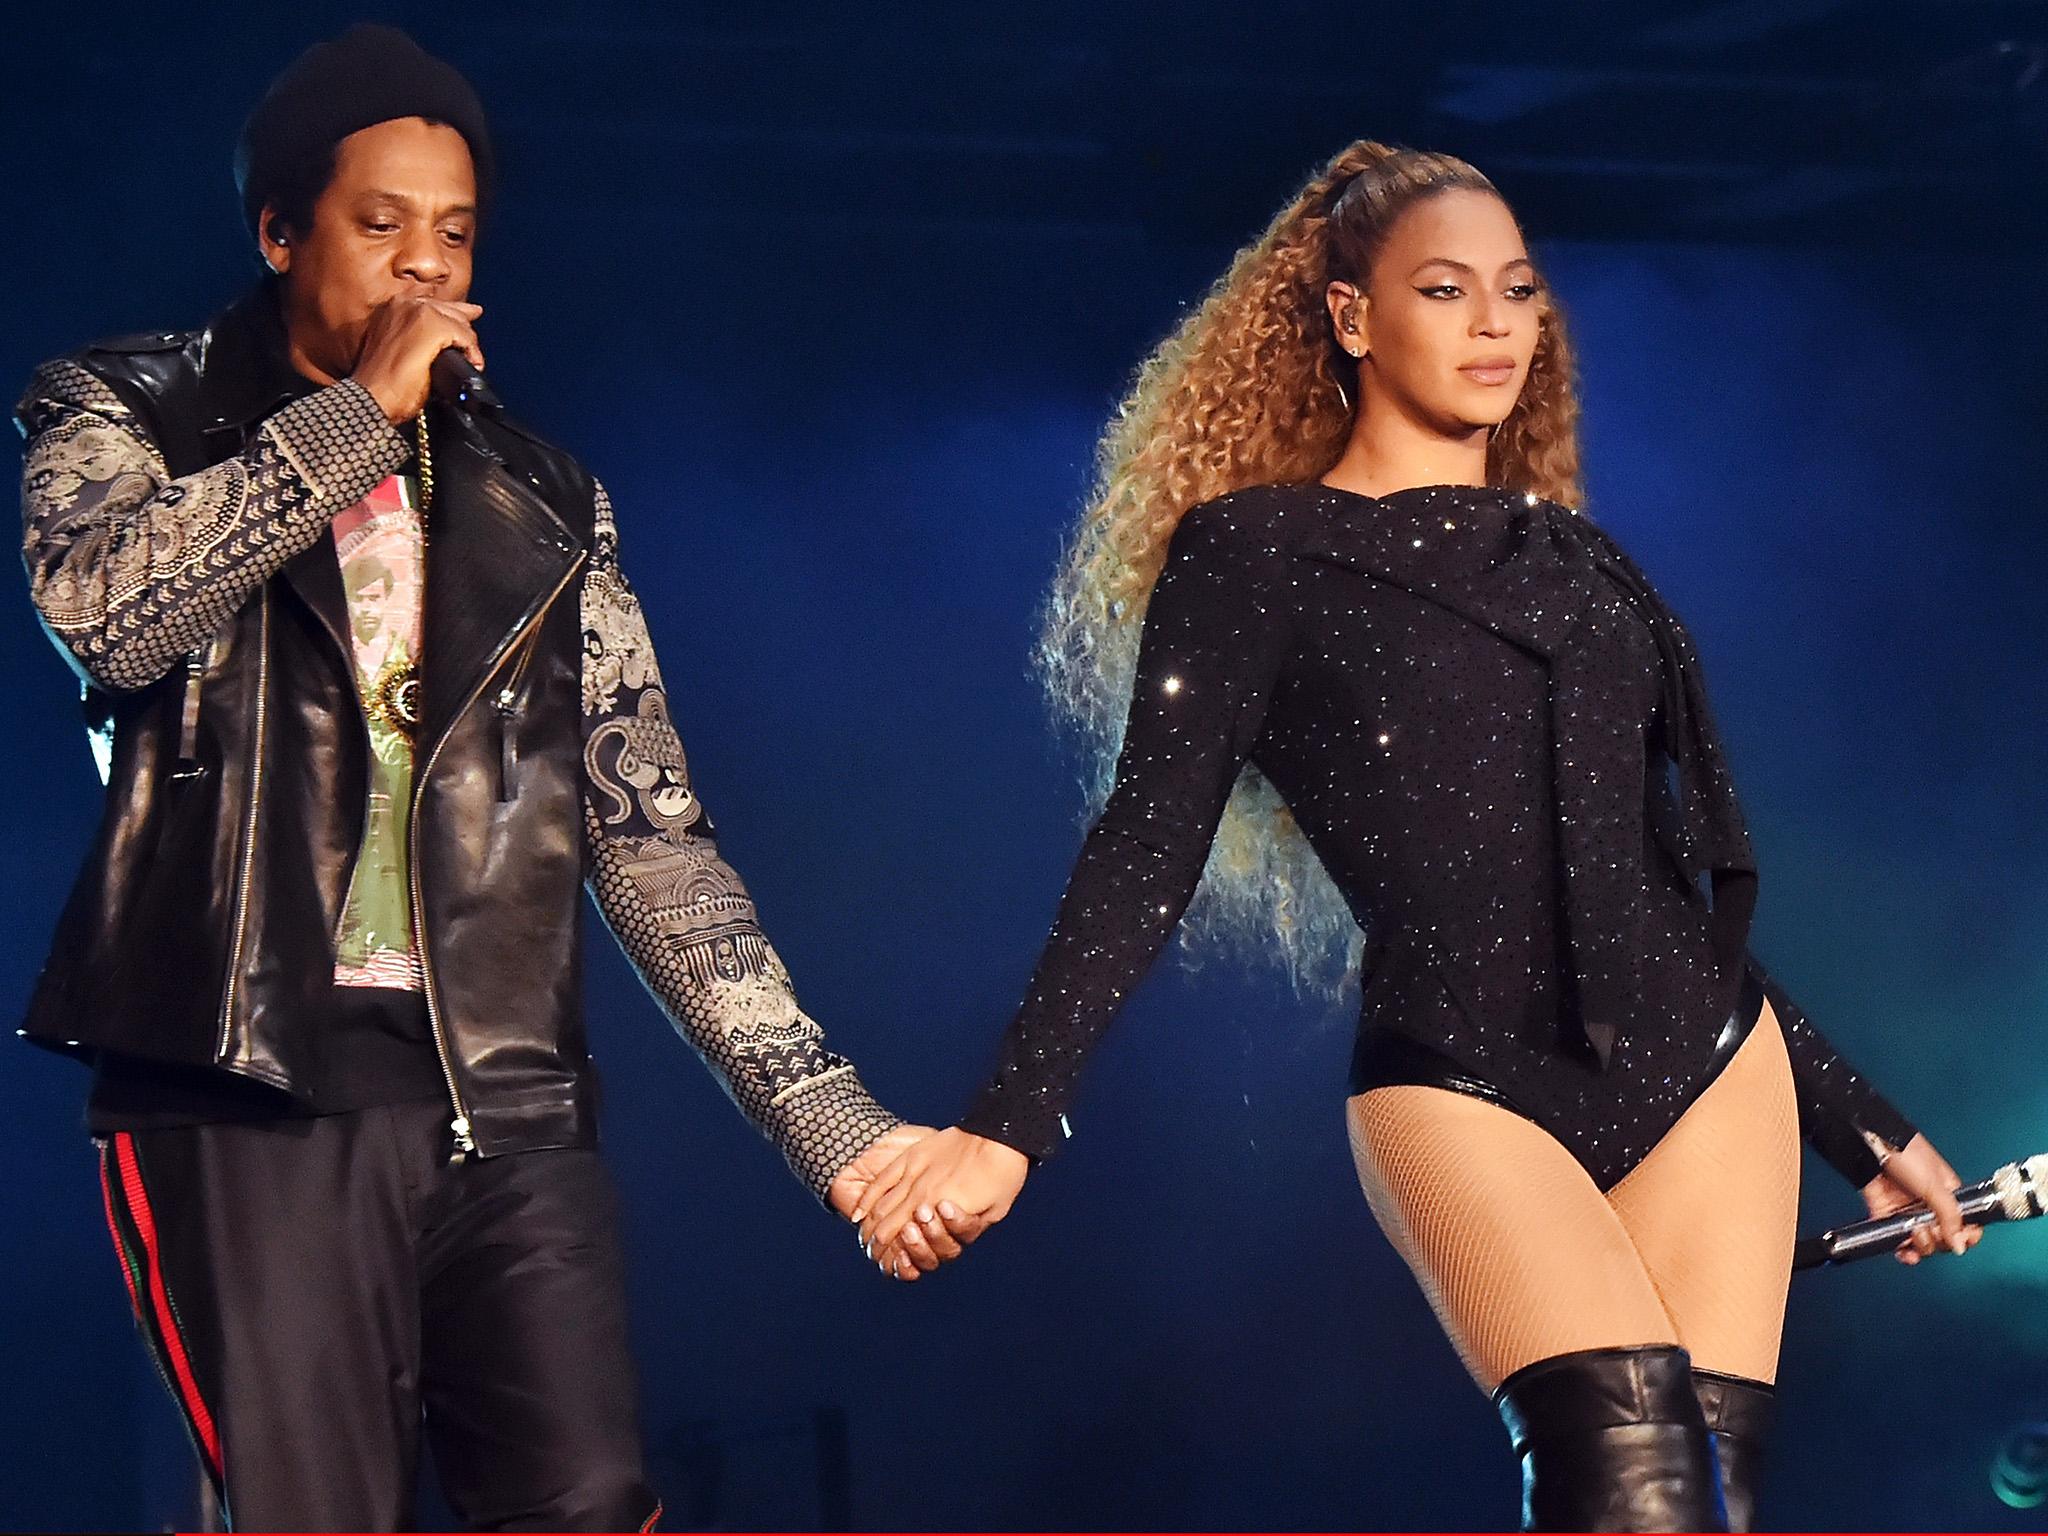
[{"x1": 370, "y1": 658, "x2": 422, "y2": 740}]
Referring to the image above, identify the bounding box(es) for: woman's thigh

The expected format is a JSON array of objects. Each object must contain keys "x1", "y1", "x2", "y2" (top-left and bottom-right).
[
  {"x1": 1346, "y1": 1083, "x2": 1679, "y2": 1394},
  {"x1": 1604, "y1": 1003, "x2": 1801, "y2": 1385}
]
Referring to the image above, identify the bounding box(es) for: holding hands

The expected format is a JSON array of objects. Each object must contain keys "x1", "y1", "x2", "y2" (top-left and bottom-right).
[
  {"x1": 829, "y1": 1124, "x2": 1026, "y2": 1281},
  {"x1": 848, "y1": 1127, "x2": 1031, "y2": 1283}
]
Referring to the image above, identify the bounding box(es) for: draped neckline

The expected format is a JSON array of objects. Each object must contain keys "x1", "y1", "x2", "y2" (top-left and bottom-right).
[{"x1": 1294, "y1": 478, "x2": 1759, "y2": 1068}]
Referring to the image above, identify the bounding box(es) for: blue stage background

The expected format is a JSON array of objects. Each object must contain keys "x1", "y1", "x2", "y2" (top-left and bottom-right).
[{"x1": 2, "y1": 4, "x2": 2044, "y2": 1529}]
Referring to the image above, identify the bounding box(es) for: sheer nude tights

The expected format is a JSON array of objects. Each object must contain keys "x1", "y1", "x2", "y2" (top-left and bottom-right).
[{"x1": 1346, "y1": 1003, "x2": 1801, "y2": 1395}]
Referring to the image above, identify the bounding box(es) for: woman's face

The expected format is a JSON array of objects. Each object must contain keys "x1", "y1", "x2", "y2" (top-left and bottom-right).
[{"x1": 1332, "y1": 187, "x2": 1545, "y2": 431}]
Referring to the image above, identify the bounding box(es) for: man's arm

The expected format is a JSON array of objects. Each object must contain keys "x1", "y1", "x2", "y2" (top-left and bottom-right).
[
  {"x1": 579, "y1": 480, "x2": 902, "y2": 1201},
  {"x1": 17, "y1": 358, "x2": 404, "y2": 692}
]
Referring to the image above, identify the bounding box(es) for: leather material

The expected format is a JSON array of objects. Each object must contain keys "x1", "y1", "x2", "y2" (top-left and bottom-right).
[
  {"x1": 22, "y1": 289, "x2": 600, "y2": 1155},
  {"x1": 1349, "y1": 1026, "x2": 1528, "y2": 1117},
  {"x1": 1703, "y1": 964, "x2": 1766, "y2": 1085},
  {"x1": 1494, "y1": 1344, "x2": 1729, "y2": 1532},
  {"x1": 1692, "y1": 1368, "x2": 1774, "y2": 1534}
]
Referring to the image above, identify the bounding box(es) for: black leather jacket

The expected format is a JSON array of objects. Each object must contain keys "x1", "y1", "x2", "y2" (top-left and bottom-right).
[{"x1": 17, "y1": 287, "x2": 898, "y2": 1195}]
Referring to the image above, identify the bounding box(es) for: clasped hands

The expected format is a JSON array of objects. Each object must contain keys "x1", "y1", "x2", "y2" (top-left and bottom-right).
[{"x1": 826, "y1": 1125, "x2": 1031, "y2": 1281}]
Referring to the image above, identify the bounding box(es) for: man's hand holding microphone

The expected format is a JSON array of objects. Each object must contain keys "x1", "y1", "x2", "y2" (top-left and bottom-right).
[{"x1": 352, "y1": 295, "x2": 485, "y2": 423}]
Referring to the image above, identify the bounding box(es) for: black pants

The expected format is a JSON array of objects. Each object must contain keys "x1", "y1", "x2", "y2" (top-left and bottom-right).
[{"x1": 95, "y1": 1101, "x2": 661, "y2": 1532}]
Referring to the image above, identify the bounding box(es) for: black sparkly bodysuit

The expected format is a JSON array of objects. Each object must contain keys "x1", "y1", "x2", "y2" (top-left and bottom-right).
[{"x1": 960, "y1": 483, "x2": 1915, "y2": 1189}]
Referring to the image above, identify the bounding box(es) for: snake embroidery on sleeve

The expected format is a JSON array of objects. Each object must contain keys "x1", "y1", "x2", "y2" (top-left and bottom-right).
[{"x1": 579, "y1": 482, "x2": 899, "y2": 1197}]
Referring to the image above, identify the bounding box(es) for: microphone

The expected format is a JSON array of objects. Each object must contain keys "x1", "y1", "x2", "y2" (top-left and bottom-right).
[
  {"x1": 430, "y1": 347, "x2": 502, "y2": 415},
  {"x1": 1795, "y1": 1153, "x2": 2048, "y2": 1269}
]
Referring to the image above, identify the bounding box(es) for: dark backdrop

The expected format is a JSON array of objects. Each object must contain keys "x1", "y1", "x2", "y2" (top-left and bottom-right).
[{"x1": 3, "y1": 3, "x2": 2045, "y2": 1530}]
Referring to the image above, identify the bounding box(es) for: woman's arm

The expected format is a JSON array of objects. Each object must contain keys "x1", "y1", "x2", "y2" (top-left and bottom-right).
[
  {"x1": 854, "y1": 492, "x2": 1298, "y2": 1254},
  {"x1": 1747, "y1": 952, "x2": 1917, "y2": 1187},
  {"x1": 956, "y1": 492, "x2": 1299, "y2": 1161},
  {"x1": 1750, "y1": 953, "x2": 1978, "y2": 1258}
]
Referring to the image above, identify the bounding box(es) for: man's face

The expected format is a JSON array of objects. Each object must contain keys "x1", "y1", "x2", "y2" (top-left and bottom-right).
[{"x1": 263, "y1": 115, "x2": 478, "y2": 382}]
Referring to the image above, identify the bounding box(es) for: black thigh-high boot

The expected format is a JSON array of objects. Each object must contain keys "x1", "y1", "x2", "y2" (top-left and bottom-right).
[
  {"x1": 1492, "y1": 1344, "x2": 1729, "y2": 1532},
  {"x1": 1692, "y1": 1369, "x2": 1775, "y2": 1532}
]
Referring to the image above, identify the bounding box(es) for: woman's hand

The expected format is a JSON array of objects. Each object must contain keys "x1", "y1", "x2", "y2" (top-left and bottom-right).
[
  {"x1": 1859, "y1": 1132, "x2": 1982, "y2": 1264},
  {"x1": 828, "y1": 1124, "x2": 985, "y2": 1282},
  {"x1": 853, "y1": 1126, "x2": 1030, "y2": 1267}
]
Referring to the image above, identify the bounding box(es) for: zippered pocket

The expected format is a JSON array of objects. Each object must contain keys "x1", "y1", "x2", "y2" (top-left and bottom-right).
[
  {"x1": 168, "y1": 632, "x2": 224, "y2": 781},
  {"x1": 493, "y1": 635, "x2": 541, "y2": 802}
]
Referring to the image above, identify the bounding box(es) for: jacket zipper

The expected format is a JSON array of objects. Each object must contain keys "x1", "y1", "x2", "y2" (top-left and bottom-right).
[
  {"x1": 215, "y1": 593, "x2": 269, "y2": 1058},
  {"x1": 493, "y1": 636, "x2": 540, "y2": 802},
  {"x1": 170, "y1": 631, "x2": 228, "y2": 780},
  {"x1": 410, "y1": 547, "x2": 587, "y2": 1159},
  {"x1": 169, "y1": 646, "x2": 206, "y2": 779}
]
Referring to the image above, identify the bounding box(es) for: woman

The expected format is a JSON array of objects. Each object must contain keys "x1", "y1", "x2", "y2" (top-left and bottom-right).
[{"x1": 857, "y1": 141, "x2": 1976, "y2": 1530}]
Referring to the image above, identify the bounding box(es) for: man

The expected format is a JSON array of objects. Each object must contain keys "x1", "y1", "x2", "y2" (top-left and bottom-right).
[{"x1": 17, "y1": 25, "x2": 972, "y2": 1531}]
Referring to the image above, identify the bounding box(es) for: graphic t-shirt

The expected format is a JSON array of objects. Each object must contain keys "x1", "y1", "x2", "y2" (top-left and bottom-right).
[{"x1": 331, "y1": 472, "x2": 426, "y2": 991}]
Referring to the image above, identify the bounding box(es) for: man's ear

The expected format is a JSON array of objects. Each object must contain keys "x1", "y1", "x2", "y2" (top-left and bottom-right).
[{"x1": 258, "y1": 205, "x2": 292, "y2": 276}]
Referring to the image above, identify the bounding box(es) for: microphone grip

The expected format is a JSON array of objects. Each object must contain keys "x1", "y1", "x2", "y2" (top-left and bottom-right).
[
  {"x1": 1797, "y1": 1180, "x2": 2006, "y2": 1268},
  {"x1": 429, "y1": 347, "x2": 501, "y2": 414}
]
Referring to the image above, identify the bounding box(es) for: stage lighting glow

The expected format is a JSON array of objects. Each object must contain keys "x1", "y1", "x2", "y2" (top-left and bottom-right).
[{"x1": 1991, "y1": 1420, "x2": 2048, "y2": 1510}]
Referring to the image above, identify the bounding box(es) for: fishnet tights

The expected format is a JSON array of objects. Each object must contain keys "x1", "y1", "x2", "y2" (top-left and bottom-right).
[{"x1": 1347, "y1": 1004, "x2": 1800, "y2": 1394}]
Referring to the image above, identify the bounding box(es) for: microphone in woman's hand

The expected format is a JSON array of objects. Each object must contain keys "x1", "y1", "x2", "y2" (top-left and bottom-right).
[{"x1": 1795, "y1": 1153, "x2": 2048, "y2": 1269}]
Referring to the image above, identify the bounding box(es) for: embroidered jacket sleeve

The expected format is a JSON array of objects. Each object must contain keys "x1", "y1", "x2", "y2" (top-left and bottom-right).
[
  {"x1": 578, "y1": 482, "x2": 902, "y2": 1199},
  {"x1": 959, "y1": 493, "x2": 1295, "y2": 1161},
  {"x1": 16, "y1": 357, "x2": 405, "y2": 692},
  {"x1": 1746, "y1": 953, "x2": 1919, "y2": 1188}
]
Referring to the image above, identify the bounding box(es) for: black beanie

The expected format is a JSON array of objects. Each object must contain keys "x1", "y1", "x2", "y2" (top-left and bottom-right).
[{"x1": 234, "y1": 24, "x2": 495, "y2": 238}]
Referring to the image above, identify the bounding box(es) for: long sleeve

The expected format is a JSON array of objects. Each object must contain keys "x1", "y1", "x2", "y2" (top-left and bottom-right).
[
  {"x1": 579, "y1": 481, "x2": 901, "y2": 1200},
  {"x1": 1747, "y1": 952, "x2": 1918, "y2": 1188},
  {"x1": 960, "y1": 492, "x2": 1295, "y2": 1160},
  {"x1": 17, "y1": 357, "x2": 405, "y2": 692}
]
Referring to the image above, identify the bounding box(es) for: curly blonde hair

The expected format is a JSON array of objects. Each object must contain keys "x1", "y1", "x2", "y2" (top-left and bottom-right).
[{"x1": 1040, "y1": 139, "x2": 1586, "y2": 996}]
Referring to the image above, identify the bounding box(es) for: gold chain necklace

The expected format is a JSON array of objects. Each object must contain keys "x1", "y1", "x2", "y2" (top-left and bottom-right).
[{"x1": 411, "y1": 410, "x2": 434, "y2": 534}]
